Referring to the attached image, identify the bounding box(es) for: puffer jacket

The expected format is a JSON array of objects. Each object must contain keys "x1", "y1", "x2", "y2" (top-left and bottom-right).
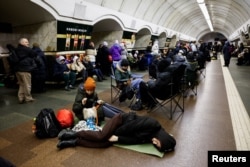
[
  {"x1": 147, "y1": 71, "x2": 172, "y2": 100},
  {"x1": 110, "y1": 44, "x2": 122, "y2": 61},
  {"x1": 114, "y1": 112, "x2": 162, "y2": 144},
  {"x1": 53, "y1": 56, "x2": 69, "y2": 77},
  {"x1": 15, "y1": 44, "x2": 37, "y2": 72},
  {"x1": 72, "y1": 84, "x2": 99, "y2": 120}
]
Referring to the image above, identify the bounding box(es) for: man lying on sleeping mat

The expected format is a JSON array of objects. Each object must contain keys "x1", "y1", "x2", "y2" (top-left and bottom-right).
[{"x1": 57, "y1": 112, "x2": 176, "y2": 153}]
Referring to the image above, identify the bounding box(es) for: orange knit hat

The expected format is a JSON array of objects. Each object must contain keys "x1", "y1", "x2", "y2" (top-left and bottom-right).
[{"x1": 84, "y1": 77, "x2": 96, "y2": 91}]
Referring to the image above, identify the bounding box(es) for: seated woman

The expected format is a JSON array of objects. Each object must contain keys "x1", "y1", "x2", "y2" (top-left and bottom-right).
[
  {"x1": 70, "y1": 55, "x2": 87, "y2": 81},
  {"x1": 53, "y1": 55, "x2": 77, "y2": 91},
  {"x1": 57, "y1": 112, "x2": 176, "y2": 153}
]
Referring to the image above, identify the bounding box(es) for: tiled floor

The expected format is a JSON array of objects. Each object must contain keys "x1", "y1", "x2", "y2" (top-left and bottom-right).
[{"x1": 0, "y1": 56, "x2": 249, "y2": 167}]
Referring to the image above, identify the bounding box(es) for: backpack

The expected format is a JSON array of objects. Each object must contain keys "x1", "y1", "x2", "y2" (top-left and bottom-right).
[{"x1": 33, "y1": 108, "x2": 62, "y2": 138}]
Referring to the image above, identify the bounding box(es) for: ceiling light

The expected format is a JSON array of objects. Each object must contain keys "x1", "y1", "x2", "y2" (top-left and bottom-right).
[{"x1": 197, "y1": 0, "x2": 214, "y2": 31}]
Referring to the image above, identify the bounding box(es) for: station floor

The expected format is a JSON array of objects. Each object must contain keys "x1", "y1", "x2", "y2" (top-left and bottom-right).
[{"x1": 0, "y1": 55, "x2": 249, "y2": 167}]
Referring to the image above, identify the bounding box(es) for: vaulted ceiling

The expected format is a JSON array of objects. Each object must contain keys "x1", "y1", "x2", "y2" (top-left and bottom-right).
[
  {"x1": 0, "y1": 0, "x2": 250, "y2": 40},
  {"x1": 83, "y1": 0, "x2": 250, "y2": 39}
]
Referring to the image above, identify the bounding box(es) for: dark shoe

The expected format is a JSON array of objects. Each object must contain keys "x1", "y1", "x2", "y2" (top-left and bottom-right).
[
  {"x1": 57, "y1": 139, "x2": 77, "y2": 149},
  {"x1": 58, "y1": 129, "x2": 77, "y2": 140},
  {"x1": 102, "y1": 77, "x2": 107, "y2": 80},
  {"x1": 19, "y1": 99, "x2": 25, "y2": 104}
]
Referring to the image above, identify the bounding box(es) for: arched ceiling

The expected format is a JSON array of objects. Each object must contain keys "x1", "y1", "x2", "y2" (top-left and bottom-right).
[
  {"x1": 0, "y1": 0, "x2": 250, "y2": 40},
  {"x1": 83, "y1": 0, "x2": 250, "y2": 39}
]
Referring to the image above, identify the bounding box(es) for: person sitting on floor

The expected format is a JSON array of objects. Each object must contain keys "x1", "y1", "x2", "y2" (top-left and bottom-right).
[
  {"x1": 57, "y1": 112, "x2": 176, "y2": 153},
  {"x1": 72, "y1": 77, "x2": 104, "y2": 121}
]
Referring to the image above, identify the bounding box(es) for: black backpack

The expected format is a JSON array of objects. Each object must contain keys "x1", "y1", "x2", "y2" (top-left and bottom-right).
[{"x1": 34, "y1": 108, "x2": 62, "y2": 139}]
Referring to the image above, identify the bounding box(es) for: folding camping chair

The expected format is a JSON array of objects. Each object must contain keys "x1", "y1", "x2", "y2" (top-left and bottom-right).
[
  {"x1": 184, "y1": 61, "x2": 199, "y2": 96},
  {"x1": 110, "y1": 66, "x2": 128, "y2": 104},
  {"x1": 110, "y1": 65, "x2": 142, "y2": 106},
  {"x1": 197, "y1": 55, "x2": 206, "y2": 79},
  {"x1": 148, "y1": 64, "x2": 186, "y2": 120}
]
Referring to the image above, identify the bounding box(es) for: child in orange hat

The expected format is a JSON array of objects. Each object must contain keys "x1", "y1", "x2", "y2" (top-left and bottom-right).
[{"x1": 72, "y1": 77, "x2": 104, "y2": 121}]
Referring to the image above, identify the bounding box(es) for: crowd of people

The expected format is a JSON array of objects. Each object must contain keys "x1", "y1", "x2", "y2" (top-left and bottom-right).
[
  {"x1": 9, "y1": 37, "x2": 247, "y2": 105},
  {"x1": 7, "y1": 37, "x2": 249, "y2": 157}
]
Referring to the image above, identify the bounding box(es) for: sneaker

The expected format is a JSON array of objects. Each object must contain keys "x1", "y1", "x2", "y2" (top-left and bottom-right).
[
  {"x1": 69, "y1": 85, "x2": 75, "y2": 89},
  {"x1": 65, "y1": 86, "x2": 70, "y2": 91}
]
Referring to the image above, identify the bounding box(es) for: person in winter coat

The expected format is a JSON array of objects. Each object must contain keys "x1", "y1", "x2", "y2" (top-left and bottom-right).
[
  {"x1": 114, "y1": 59, "x2": 143, "y2": 102},
  {"x1": 15, "y1": 38, "x2": 37, "y2": 103},
  {"x1": 222, "y1": 41, "x2": 231, "y2": 67},
  {"x1": 70, "y1": 55, "x2": 86, "y2": 81},
  {"x1": 120, "y1": 42, "x2": 128, "y2": 59},
  {"x1": 57, "y1": 112, "x2": 176, "y2": 153},
  {"x1": 139, "y1": 59, "x2": 184, "y2": 109},
  {"x1": 110, "y1": 40, "x2": 122, "y2": 67},
  {"x1": 83, "y1": 55, "x2": 106, "y2": 82},
  {"x1": 72, "y1": 77, "x2": 104, "y2": 120},
  {"x1": 86, "y1": 41, "x2": 97, "y2": 66},
  {"x1": 53, "y1": 55, "x2": 76, "y2": 91},
  {"x1": 31, "y1": 43, "x2": 47, "y2": 93},
  {"x1": 96, "y1": 41, "x2": 111, "y2": 76}
]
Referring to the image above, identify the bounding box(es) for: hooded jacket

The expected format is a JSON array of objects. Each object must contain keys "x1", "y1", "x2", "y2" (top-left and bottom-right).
[{"x1": 114, "y1": 113, "x2": 176, "y2": 152}]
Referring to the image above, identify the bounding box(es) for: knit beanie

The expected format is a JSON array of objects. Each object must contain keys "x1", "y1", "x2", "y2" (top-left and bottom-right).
[
  {"x1": 120, "y1": 59, "x2": 129, "y2": 67},
  {"x1": 154, "y1": 128, "x2": 176, "y2": 152},
  {"x1": 84, "y1": 77, "x2": 96, "y2": 91}
]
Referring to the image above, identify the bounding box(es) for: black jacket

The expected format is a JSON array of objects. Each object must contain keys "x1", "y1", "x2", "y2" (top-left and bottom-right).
[
  {"x1": 147, "y1": 71, "x2": 172, "y2": 100},
  {"x1": 114, "y1": 113, "x2": 161, "y2": 144},
  {"x1": 15, "y1": 44, "x2": 37, "y2": 72}
]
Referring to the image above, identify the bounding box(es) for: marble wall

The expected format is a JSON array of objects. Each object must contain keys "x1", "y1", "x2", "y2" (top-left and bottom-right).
[{"x1": 0, "y1": 21, "x2": 57, "y2": 52}]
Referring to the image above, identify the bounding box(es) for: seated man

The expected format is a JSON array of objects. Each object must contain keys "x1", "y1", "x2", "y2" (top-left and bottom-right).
[
  {"x1": 114, "y1": 59, "x2": 143, "y2": 102},
  {"x1": 57, "y1": 112, "x2": 176, "y2": 153},
  {"x1": 185, "y1": 52, "x2": 199, "y2": 88},
  {"x1": 83, "y1": 55, "x2": 106, "y2": 82},
  {"x1": 139, "y1": 59, "x2": 182, "y2": 109}
]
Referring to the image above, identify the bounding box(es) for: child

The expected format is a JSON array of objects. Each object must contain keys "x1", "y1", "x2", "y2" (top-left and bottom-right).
[{"x1": 72, "y1": 77, "x2": 104, "y2": 121}]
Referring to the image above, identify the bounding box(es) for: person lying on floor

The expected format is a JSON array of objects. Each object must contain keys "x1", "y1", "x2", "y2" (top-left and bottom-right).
[{"x1": 57, "y1": 112, "x2": 176, "y2": 153}]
